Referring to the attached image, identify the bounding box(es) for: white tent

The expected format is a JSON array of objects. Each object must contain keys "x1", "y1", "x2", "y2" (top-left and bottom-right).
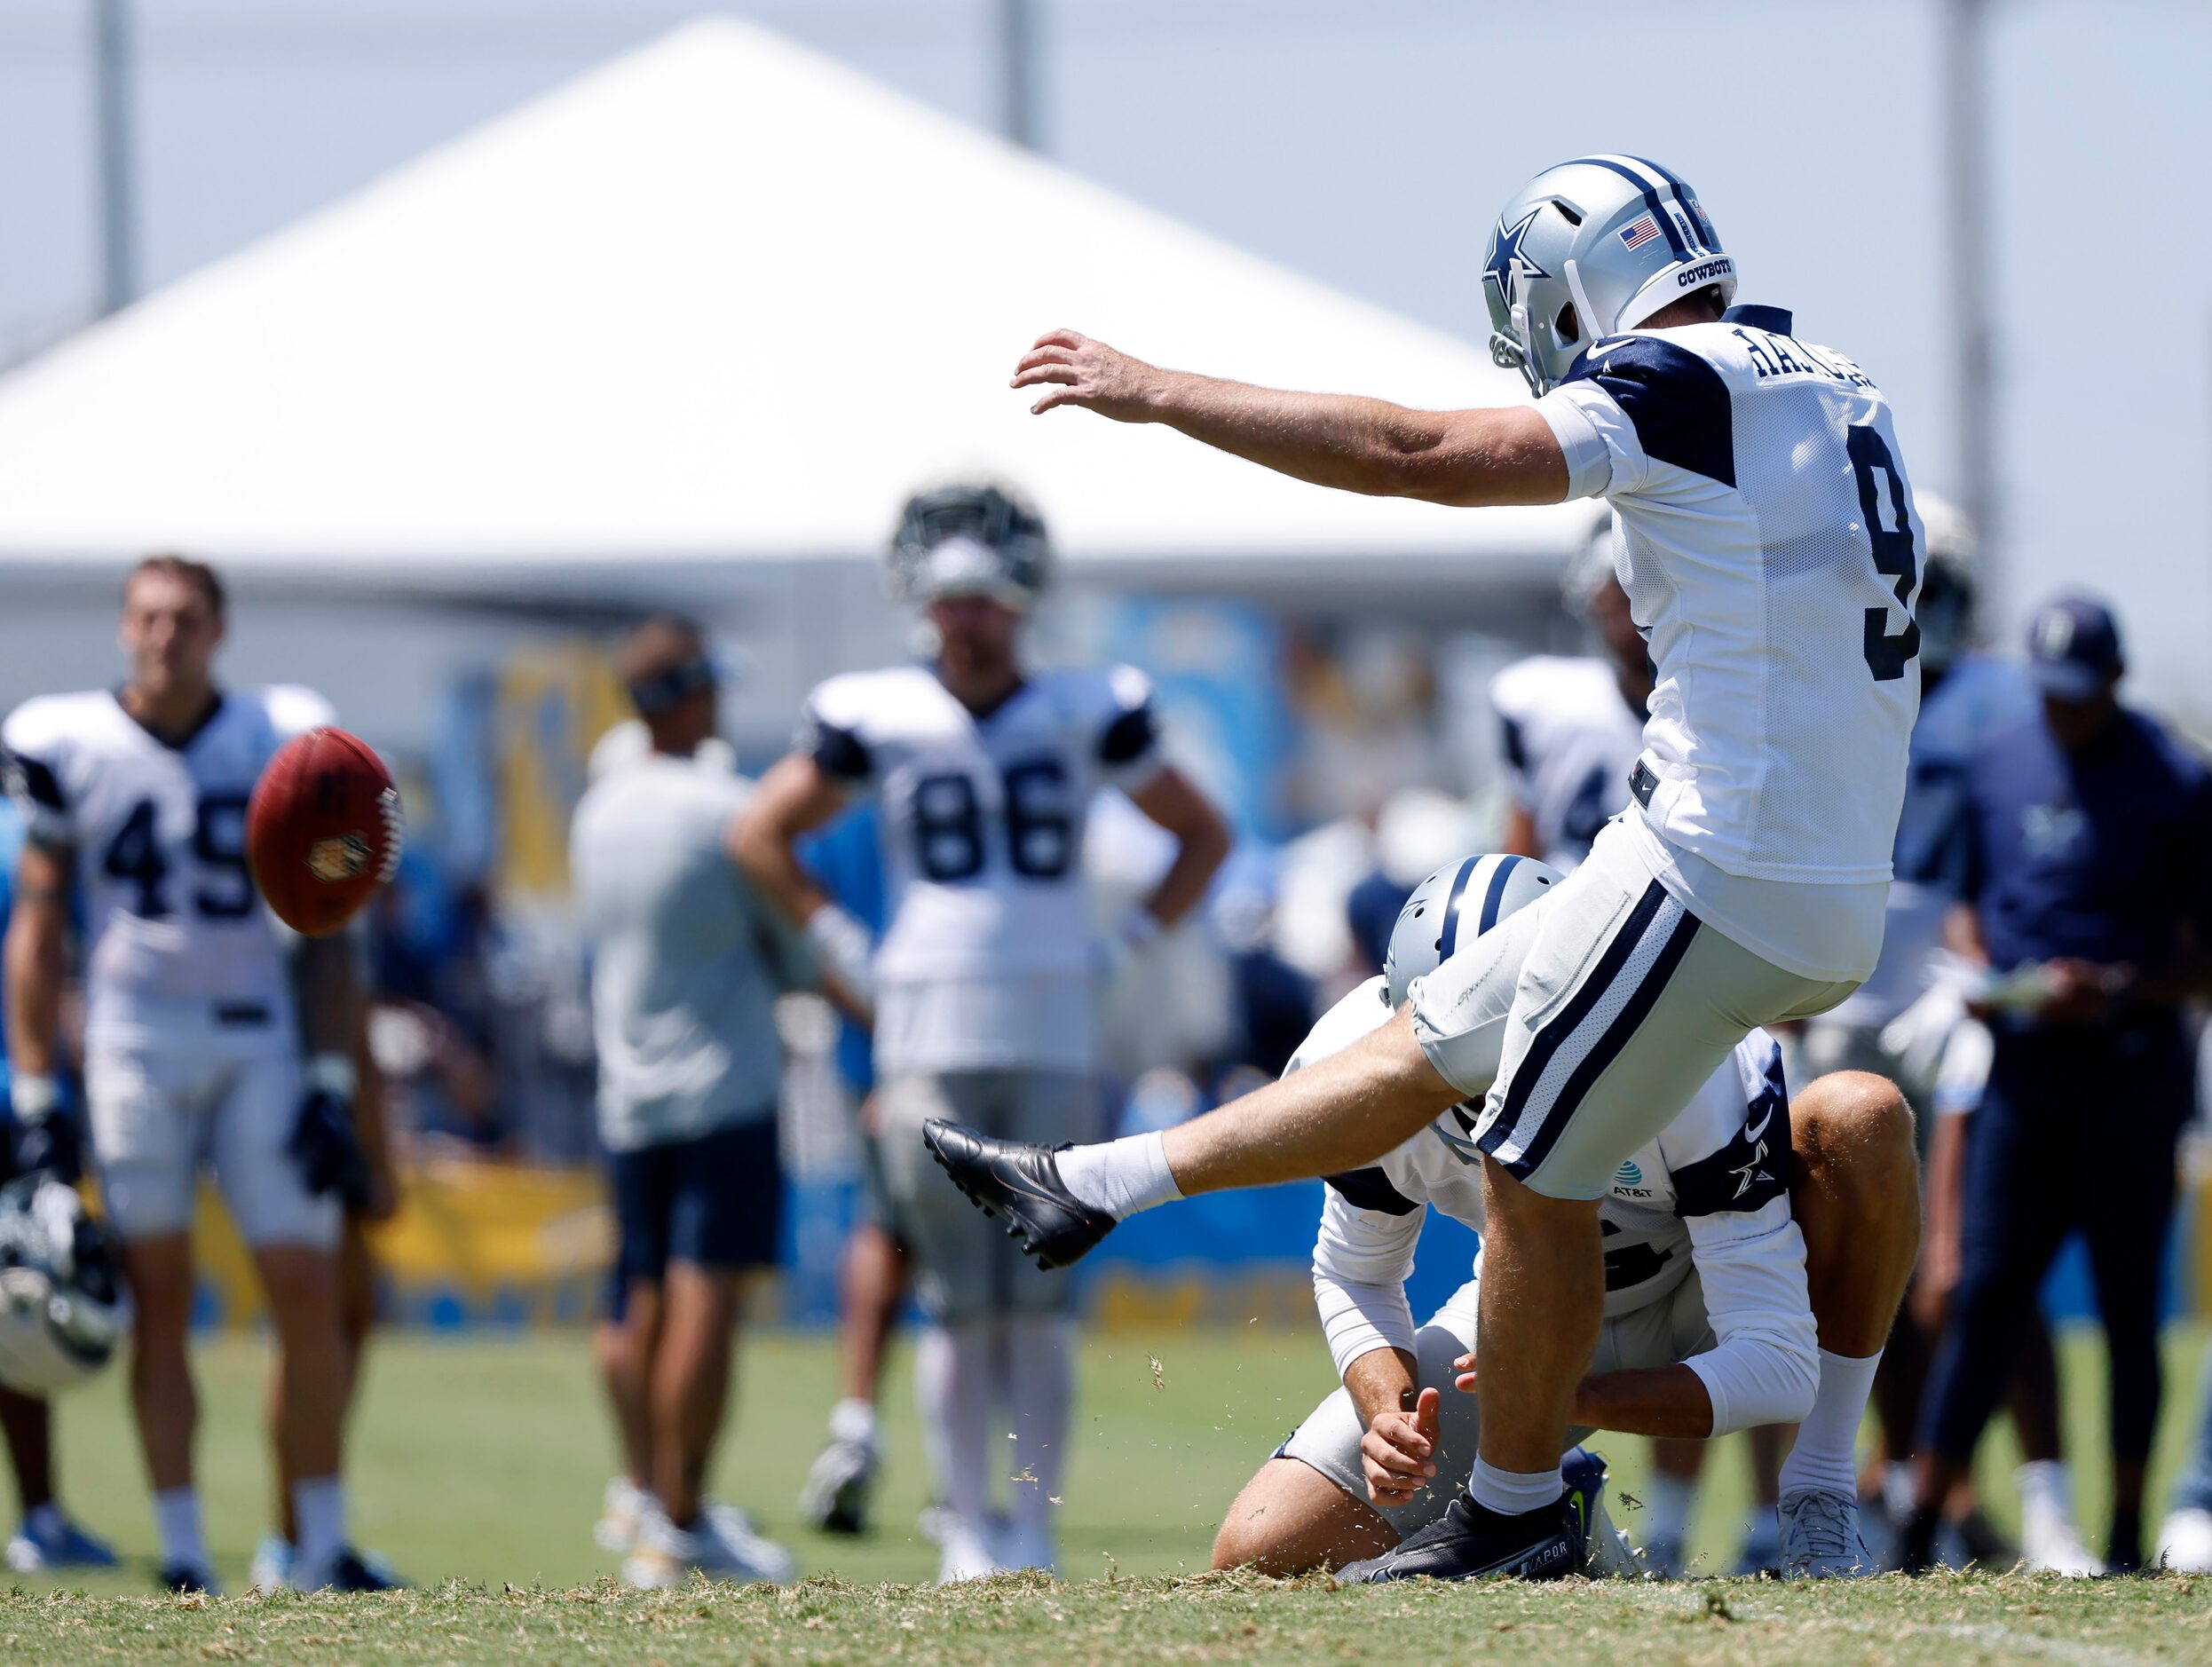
[{"x1": 0, "y1": 17, "x2": 1590, "y2": 599}]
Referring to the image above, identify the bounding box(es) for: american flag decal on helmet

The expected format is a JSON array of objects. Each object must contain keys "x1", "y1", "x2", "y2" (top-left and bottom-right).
[{"x1": 1618, "y1": 215, "x2": 1662, "y2": 250}]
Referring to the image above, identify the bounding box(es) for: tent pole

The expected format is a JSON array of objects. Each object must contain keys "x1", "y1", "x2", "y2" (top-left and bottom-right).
[
  {"x1": 996, "y1": 0, "x2": 1039, "y2": 151},
  {"x1": 91, "y1": 0, "x2": 138, "y2": 316}
]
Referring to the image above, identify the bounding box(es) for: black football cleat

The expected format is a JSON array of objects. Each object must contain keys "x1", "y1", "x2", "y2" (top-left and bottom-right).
[
  {"x1": 1339, "y1": 1488, "x2": 1589, "y2": 1584},
  {"x1": 922, "y1": 1120, "x2": 1118, "y2": 1270}
]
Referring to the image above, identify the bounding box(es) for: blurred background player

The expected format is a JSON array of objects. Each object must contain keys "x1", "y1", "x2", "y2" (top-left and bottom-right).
[
  {"x1": 737, "y1": 482, "x2": 1230, "y2": 1579},
  {"x1": 571, "y1": 617, "x2": 810, "y2": 1587},
  {"x1": 792, "y1": 801, "x2": 903, "y2": 1537},
  {"x1": 1797, "y1": 503, "x2": 2072, "y2": 1569},
  {"x1": 1491, "y1": 522, "x2": 1647, "y2": 876},
  {"x1": 1, "y1": 556, "x2": 390, "y2": 1593},
  {"x1": 0, "y1": 791, "x2": 117, "y2": 1576},
  {"x1": 1905, "y1": 596, "x2": 2212, "y2": 1575}
]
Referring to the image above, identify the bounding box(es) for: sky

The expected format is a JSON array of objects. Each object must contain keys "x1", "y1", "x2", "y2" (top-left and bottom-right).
[{"x1": 2, "y1": 0, "x2": 2206, "y2": 717}]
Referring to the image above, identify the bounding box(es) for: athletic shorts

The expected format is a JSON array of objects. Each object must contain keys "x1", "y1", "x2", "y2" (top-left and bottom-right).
[
  {"x1": 874, "y1": 1069, "x2": 1097, "y2": 1324},
  {"x1": 610, "y1": 1115, "x2": 784, "y2": 1283},
  {"x1": 85, "y1": 1046, "x2": 338, "y2": 1249},
  {"x1": 1276, "y1": 1269, "x2": 1716, "y2": 1536},
  {"x1": 1410, "y1": 821, "x2": 1859, "y2": 1201}
]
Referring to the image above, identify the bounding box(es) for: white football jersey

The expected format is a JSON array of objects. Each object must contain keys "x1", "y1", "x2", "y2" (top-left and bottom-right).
[
  {"x1": 800, "y1": 663, "x2": 1162, "y2": 1073},
  {"x1": 1489, "y1": 655, "x2": 1643, "y2": 871},
  {"x1": 1293, "y1": 976, "x2": 1791, "y2": 1320},
  {"x1": 1534, "y1": 305, "x2": 1921, "y2": 888},
  {"x1": 2, "y1": 686, "x2": 334, "y2": 1054}
]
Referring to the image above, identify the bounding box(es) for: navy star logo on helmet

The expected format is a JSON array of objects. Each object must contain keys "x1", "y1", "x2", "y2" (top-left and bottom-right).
[{"x1": 1482, "y1": 208, "x2": 1549, "y2": 315}]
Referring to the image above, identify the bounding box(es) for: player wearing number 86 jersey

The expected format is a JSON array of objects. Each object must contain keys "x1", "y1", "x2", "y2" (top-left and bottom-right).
[
  {"x1": 736, "y1": 482, "x2": 1231, "y2": 1582},
  {"x1": 799, "y1": 660, "x2": 1160, "y2": 1075}
]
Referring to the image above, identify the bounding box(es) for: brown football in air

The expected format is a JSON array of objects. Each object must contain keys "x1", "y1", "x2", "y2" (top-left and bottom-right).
[{"x1": 246, "y1": 727, "x2": 404, "y2": 936}]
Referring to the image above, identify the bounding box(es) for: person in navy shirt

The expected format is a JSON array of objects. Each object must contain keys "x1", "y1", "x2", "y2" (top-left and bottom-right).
[{"x1": 1903, "y1": 596, "x2": 2212, "y2": 1574}]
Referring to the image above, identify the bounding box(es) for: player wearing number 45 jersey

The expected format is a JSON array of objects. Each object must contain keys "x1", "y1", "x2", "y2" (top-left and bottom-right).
[
  {"x1": 2, "y1": 557, "x2": 394, "y2": 1595},
  {"x1": 736, "y1": 483, "x2": 1229, "y2": 1582},
  {"x1": 935, "y1": 155, "x2": 1925, "y2": 1581}
]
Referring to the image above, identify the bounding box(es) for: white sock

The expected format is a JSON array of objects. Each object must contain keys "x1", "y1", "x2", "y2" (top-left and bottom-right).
[
  {"x1": 828, "y1": 1396, "x2": 879, "y2": 1450},
  {"x1": 1643, "y1": 1470, "x2": 1695, "y2": 1549},
  {"x1": 1467, "y1": 1457, "x2": 1561, "y2": 1517},
  {"x1": 291, "y1": 1475, "x2": 346, "y2": 1574},
  {"x1": 152, "y1": 1487, "x2": 209, "y2": 1573},
  {"x1": 1005, "y1": 1315, "x2": 1074, "y2": 1548},
  {"x1": 1778, "y1": 1348, "x2": 1881, "y2": 1500},
  {"x1": 2018, "y1": 1459, "x2": 2074, "y2": 1523},
  {"x1": 915, "y1": 1323, "x2": 995, "y2": 1530},
  {"x1": 1055, "y1": 1132, "x2": 1181, "y2": 1220}
]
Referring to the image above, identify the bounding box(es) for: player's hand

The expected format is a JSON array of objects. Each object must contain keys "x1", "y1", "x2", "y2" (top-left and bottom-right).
[
  {"x1": 1011, "y1": 330, "x2": 1163, "y2": 421},
  {"x1": 1360, "y1": 1386, "x2": 1442, "y2": 1507},
  {"x1": 2033, "y1": 958, "x2": 2121, "y2": 1025},
  {"x1": 288, "y1": 1084, "x2": 371, "y2": 1206}
]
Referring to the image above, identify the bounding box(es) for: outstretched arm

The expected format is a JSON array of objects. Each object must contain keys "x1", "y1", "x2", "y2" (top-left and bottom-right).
[{"x1": 1011, "y1": 329, "x2": 1568, "y2": 508}]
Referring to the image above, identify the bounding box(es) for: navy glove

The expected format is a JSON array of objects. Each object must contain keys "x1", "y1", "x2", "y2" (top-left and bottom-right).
[
  {"x1": 7, "y1": 1073, "x2": 82, "y2": 1186},
  {"x1": 288, "y1": 1055, "x2": 371, "y2": 1210}
]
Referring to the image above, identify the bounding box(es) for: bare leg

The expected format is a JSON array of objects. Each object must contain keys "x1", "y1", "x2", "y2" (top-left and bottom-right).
[
  {"x1": 649, "y1": 1261, "x2": 743, "y2": 1528},
  {"x1": 1790, "y1": 1073, "x2": 1921, "y2": 1355},
  {"x1": 1212, "y1": 1458, "x2": 1400, "y2": 1575},
  {"x1": 254, "y1": 1245, "x2": 348, "y2": 1487},
  {"x1": 278, "y1": 1218, "x2": 376, "y2": 1543},
  {"x1": 119, "y1": 1234, "x2": 198, "y2": 1495},
  {"x1": 1163, "y1": 1010, "x2": 1461, "y2": 1195},
  {"x1": 837, "y1": 1224, "x2": 907, "y2": 1405},
  {"x1": 1473, "y1": 1161, "x2": 1602, "y2": 1481},
  {"x1": 0, "y1": 1387, "x2": 54, "y2": 1515},
  {"x1": 596, "y1": 1292, "x2": 659, "y2": 1489}
]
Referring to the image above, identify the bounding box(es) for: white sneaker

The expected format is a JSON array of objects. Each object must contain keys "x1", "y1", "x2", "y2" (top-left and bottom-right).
[
  {"x1": 623, "y1": 1508, "x2": 790, "y2": 1589},
  {"x1": 936, "y1": 1516, "x2": 1007, "y2": 1584},
  {"x1": 2019, "y1": 1505, "x2": 2104, "y2": 1576},
  {"x1": 1778, "y1": 1489, "x2": 1875, "y2": 1577},
  {"x1": 1584, "y1": 1489, "x2": 1647, "y2": 1579},
  {"x1": 799, "y1": 1436, "x2": 879, "y2": 1535},
  {"x1": 2157, "y1": 1506, "x2": 2212, "y2": 1574},
  {"x1": 596, "y1": 1477, "x2": 653, "y2": 1554},
  {"x1": 701, "y1": 1500, "x2": 796, "y2": 1584}
]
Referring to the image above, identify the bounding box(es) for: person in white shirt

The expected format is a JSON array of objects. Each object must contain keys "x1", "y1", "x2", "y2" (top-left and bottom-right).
[
  {"x1": 931, "y1": 155, "x2": 1922, "y2": 1580},
  {"x1": 1205, "y1": 856, "x2": 1919, "y2": 1578},
  {"x1": 572, "y1": 617, "x2": 821, "y2": 1590},
  {"x1": 736, "y1": 484, "x2": 1230, "y2": 1580}
]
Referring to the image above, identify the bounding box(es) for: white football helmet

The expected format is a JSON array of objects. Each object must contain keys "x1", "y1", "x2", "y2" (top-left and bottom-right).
[
  {"x1": 1383, "y1": 852, "x2": 1561, "y2": 1008},
  {"x1": 0, "y1": 1175, "x2": 130, "y2": 1395},
  {"x1": 1483, "y1": 155, "x2": 1738, "y2": 396},
  {"x1": 1913, "y1": 491, "x2": 1979, "y2": 675},
  {"x1": 887, "y1": 481, "x2": 1052, "y2": 611}
]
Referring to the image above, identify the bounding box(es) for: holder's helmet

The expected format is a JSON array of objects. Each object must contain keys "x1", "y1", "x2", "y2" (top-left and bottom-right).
[
  {"x1": 1383, "y1": 852, "x2": 1561, "y2": 1008},
  {"x1": 888, "y1": 482, "x2": 1053, "y2": 611},
  {"x1": 1483, "y1": 156, "x2": 1737, "y2": 396}
]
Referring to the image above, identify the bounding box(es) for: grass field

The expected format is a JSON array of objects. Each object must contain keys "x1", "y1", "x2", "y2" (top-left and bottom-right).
[{"x1": 7, "y1": 1323, "x2": 2208, "y2": 1663}]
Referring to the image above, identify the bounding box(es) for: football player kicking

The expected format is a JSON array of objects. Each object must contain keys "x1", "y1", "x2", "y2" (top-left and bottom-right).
[
  {"x1": 2, "y1": 556, "x2": 393, "y2": 1593},
  {"x1": 736, "y1": 484, "x2": 1230, "y2": 1581},
  {"x1": 1208, "y1": 856, "x2": 1919, "y2": 1578},
  {"x1": 934, "y1": 156, "x2": 1921, "y2": 1581}
]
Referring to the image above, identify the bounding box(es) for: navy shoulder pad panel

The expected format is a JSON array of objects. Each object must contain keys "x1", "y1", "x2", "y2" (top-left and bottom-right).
[{"x1": 1564, "y1": 336, "x2": 1735, "y2": 488}]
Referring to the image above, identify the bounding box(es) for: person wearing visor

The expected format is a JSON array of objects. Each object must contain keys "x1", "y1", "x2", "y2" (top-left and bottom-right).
[
  {"x1": 571, "y1": 616, "x2": 824, "y2": 1588},
  {"x1": 933, "y1": 157, "x2": 1923, "y2": 1582},
  {"x1": 735, "y1": 483, "x2": 1230, "y2": 1581},
  {"x1": 1901, "y1": 596, "x2": 2212, "y2": 1574}
]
